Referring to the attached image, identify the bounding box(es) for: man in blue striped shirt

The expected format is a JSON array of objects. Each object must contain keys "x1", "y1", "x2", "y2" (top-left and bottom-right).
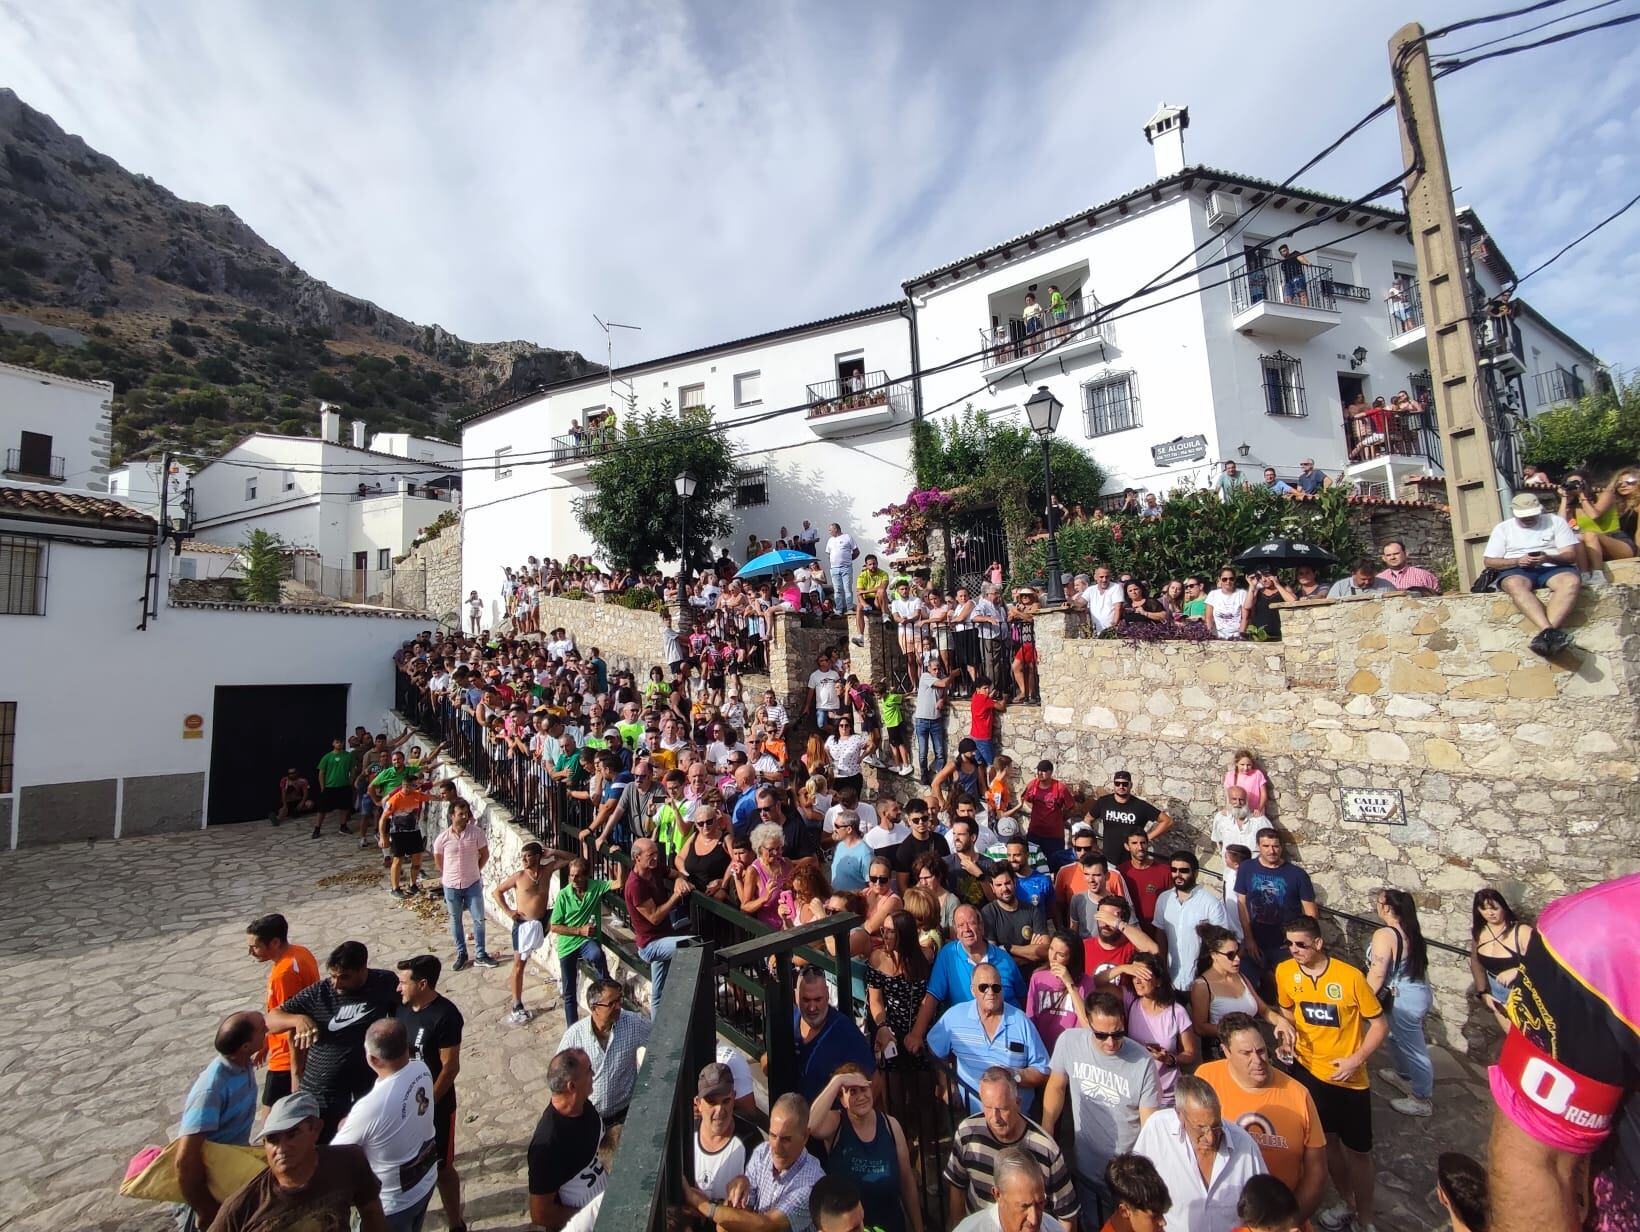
[{"x1": 176, "y1": 1010, "x2": 266, "y2": 1230}]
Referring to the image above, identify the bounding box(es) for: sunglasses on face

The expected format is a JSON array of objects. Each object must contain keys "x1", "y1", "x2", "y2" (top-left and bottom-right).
[
  {"x1": 1218, "y1": 948, "x2": 1241, "y2": 960},
  {"x1": 1091, "y1": 1028, "x2": 1127, "y2": 1041},
  {"x1": 868, "y1": 875, "x2": 892, "y2": 885},
  {"x1": 1287, "y1": 939, "x2": 1318, "y2": 950},
  {"x1": 1073, "y1": 844, "x2": 1095, "y2": 854},
  {"x1": 976, "y1": 982, "x2": 1003, "y2": 993}
]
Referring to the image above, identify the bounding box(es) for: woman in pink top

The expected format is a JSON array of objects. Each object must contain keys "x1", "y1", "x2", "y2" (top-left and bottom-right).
[
  {"x1": 1025, "y1": 933, "x2": 1096, "y2": 1053},
  {"x1": 1123, "y1": 953, "x2": 1198, "y2": 1106},
  {"x1": 1223, "y1": 748, "x2": 1272, "y2": 815}
]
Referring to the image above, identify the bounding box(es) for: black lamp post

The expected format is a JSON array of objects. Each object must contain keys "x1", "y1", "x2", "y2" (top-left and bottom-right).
[
  {"x1": 675, "y1": 469, "x2": 698, "y2": 576},
  {"x1": 1024, "y1": 385, "x2": 1066, "y2": 606}
]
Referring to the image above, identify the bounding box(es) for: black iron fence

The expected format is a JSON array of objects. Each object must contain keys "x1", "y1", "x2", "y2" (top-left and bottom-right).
[
  {"x1": 4, "y1": 448, "x2": 65, "y2": 481},
  {"x1": 1387, "y1": 278, "x2": 1425, "y2": 335},
  {"x1": 1231, "y1": 256, "x2": 1338, "y2": 313},
  {"x1": 1343, "y1": 406, "x2": 1444, "y2": 471},
  {"x1": 979, "y1": 293, "x2": 1105, "y2": 369},
  {"x1": 549, "y1": 431, "x2": 616, "y2": 465},
  {"x1": 805, "y1": 370, "x2": 912, "y2": 419},
  {"x1": 883, "y1": 619, "x2": 1038, "y2": 703}
]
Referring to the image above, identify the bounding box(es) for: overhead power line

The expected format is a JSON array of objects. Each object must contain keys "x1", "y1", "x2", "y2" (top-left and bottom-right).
[
  {"x1": 1433, "y1": 0, "x2": 1626, "y2": 56},
  {"x1": 1513, "y1": 190, "x2": 1640, "y2": 286},
  {"x1": 1433, "y1": 9, "x2": 1640, "y2": 74}
]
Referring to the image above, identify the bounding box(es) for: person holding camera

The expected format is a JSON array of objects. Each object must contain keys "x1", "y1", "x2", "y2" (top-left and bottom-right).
[
  {"x1": 1482, "y1": 492, "x2": 1582, "y2": 656},
  {"x1": 1560, "y1": 469, "x2": 1636, "y2": 581}
]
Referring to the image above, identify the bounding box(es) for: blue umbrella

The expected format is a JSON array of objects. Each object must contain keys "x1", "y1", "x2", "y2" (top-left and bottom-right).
[{"x1": 736, "y1": 548, "x2": 816, "y2": 579}]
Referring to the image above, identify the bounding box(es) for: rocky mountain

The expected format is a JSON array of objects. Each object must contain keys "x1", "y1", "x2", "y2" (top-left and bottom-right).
[{"x1": 0, "y1": 88, "x2": 596, "y2": 460}]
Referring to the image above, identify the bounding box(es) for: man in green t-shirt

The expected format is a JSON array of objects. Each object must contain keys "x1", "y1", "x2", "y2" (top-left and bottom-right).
[
  {"x1": 1182, "y1": 575, "x2": 1209, "y2": 622},
  {"x1": 854, "y1": 554, "x2": 890, "y2": 641},
  {"x1": 313, "y1": 738, "x2": 359, "y2": 839},
  {"x1": 876, "y1": 685, "x2": 912, "y2": 777},
  {"x1": 615, "y1": 702, "x2": 646, "y2": 753},
  {"x1": 547, "y1": 859, "x2": 615, "y2": 1029}
]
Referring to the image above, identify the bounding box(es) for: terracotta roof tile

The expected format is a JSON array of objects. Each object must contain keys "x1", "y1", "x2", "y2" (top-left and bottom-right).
[
  {"x1": 179, "y1": 538, "x2": 242, "y2": 555},
  {"x1": 0, "y1": 485, "x2": 155, "y2": 526}
]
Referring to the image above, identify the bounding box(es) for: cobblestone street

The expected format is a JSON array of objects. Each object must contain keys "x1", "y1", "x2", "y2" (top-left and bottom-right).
[{"x1": 0, "y1": 823, "x2": 1498, "y2": 1231}]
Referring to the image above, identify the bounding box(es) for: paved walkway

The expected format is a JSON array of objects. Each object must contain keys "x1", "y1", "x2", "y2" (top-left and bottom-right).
[{"x1": 0, "y1": 823, "x2": 1498, "y2": 1231}]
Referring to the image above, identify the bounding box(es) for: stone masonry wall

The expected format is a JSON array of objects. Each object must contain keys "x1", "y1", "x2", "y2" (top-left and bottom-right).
[
  {"x1": 395, "y1": 523, "x2": 462, "y2": 626},
  {"x1": 1349, "y1": 501, "x2": 1453, "y2": 571},
  {"x1": 882, "y1": 585, "x2": 1639, "y2": 1053},
  {"x1": 534, "y1": 594, "x2": 667, "y2": 676}
]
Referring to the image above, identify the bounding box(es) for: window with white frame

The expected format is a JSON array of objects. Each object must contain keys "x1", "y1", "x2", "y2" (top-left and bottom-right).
[
  {"x1": 735, "y1": 467, "x2": 769, "y2": 508},
  {"x1": 245, "y1": 475, "x2": 258, "y2": 500},
  {"x1": 1081, "y1": 372, "x2": 1141, "y2": 437},
  {"x1": 378, "y1": 549, "x2": 391, "y2": 570},
  {"x1": 0, "y1": 534, "x2": 48, "y2": 616},
  {"x1": 495, "y1": 446, "x2": 513, "y2": 479},
  {"x1": 733, "y1": 371, "x2": 762, "y2": 407},
  {"x1": 1260, "y1": 351, "x2": 1308, "y2": 417},
  {"x1": 679, "y1": 383, "x2": 706, "y2": 411}
]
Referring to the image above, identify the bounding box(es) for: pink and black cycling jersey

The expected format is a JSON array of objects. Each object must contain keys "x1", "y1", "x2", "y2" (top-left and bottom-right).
[{"x1": 1489, "y1": 872, "x2": 1639, "y2": 1231}]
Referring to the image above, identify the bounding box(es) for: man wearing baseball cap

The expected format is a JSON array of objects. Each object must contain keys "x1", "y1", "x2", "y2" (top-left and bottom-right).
[
  {"x1": 687, "y1": 1063, "x2": 749, "y2": 1204},
  {"x1": 1483, "y1": 491, "x2": 1582, "y2": 656},
  {"x1": 207, "y1": 1091, "x2": 388, "y2": 1231}
]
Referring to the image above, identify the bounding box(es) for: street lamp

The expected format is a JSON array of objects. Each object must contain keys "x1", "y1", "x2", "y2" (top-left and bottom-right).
[
  {"x1": 1023, "y1": 385, "x2": 1066, "y2": 606},
  {"x1": 675, "y1": 469, "x2": 698, "y2": 576}
]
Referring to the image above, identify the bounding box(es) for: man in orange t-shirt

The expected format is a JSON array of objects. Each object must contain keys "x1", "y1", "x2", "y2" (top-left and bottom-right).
[
  {"x1": 1199, "y1": 1012, "x2": 1328, "y2": 1221},
  {"x1": 1051, "y1": 825, "x2": 1131, "y2": 931},
  {"x1": 246, "y1": 912, "x2": 319, "y2": 1106}
]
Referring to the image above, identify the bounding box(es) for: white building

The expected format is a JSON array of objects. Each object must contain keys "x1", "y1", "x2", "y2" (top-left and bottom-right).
[
  {"x1": 0, "y1": 482, "x2": 423, "y2": 847},
  {"x1": 460, "y1": 304, "x2": 913, "y2": 620},
  {"x1": 107, "y1": 456, "x2": 188, "y2": 517},
  {"x1": 186, "y1": 404, "x2": 460, "y2": 596},
  {"x1": 0, "y1": 360, "x2": 114, "y2": 492},
  {"x1": 906, "y1": 104, "x2": 1603, "y2": 504}
]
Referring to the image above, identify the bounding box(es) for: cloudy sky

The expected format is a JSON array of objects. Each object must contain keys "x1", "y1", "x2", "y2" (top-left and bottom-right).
[{"x1": 2, "y1": 0, "x2": 1636, "y2": 368}]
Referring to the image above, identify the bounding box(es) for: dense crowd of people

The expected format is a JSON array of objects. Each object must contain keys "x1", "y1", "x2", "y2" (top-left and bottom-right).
[{"x1": 165, "y1": 499, "x2": 1640, "y2": 1232}]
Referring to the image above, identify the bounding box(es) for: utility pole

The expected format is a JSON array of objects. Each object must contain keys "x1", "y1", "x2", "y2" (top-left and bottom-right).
[{"x1": 1389, "y1": 22, "x2": 1506, "y2": 587}]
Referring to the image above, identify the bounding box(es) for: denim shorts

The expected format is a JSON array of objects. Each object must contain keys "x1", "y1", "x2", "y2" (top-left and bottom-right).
[{"x1": 1497, "y1": 563, "x2": 1577, "y2": 588}]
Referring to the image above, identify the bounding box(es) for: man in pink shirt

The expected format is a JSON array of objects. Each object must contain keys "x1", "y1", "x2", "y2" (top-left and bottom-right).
[
  {"x1": 432, "y1": 800, "x2": 496, "y2": 970},
  {"x1": 1376, "y1": 540, "x2": 1441, "y2": 593}
]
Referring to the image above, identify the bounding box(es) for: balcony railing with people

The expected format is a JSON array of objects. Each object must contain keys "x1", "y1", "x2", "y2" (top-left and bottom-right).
[
  {"x1": 1387, "y1": 278, "x2": 1425, "y2": 335},
  {"x1": 3, "y1": 448, "x2": 65, "y2": 482},
  {"x1": 884, "y1": 618, "x2": 1039, "y2": 704},
  {"x1": 804, "y1": 370, "x2": 912, "y2": 419},
  {"x1": 1343, "y1": 401, "x2": 1444, "y2": 471},
  {"x1": 549, "y1": 429, "x2": 617, "y2": 465},
  {"x1": 979, "y1": 293, "x2": 1106, "y2": 370},
  {"x1": 1230, "y1": 256, "x2": 1338, "y2": 314}
]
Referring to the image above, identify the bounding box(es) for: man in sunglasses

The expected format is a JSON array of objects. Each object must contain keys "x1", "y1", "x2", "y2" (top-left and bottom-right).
[
  {"x1": 925, "y1": 964, "x2": 1049, "y2": 1117},
  {"x1": 1041, "y1": 989, "x2": 1160, "y2": 1224},
  {"x1": 1152, "y1": 850, "x2": 1231, "y2": 991},
  {"x1": 907, "y1": 905, "x2": 1026, "y2": 1056},
  {"x1": 1086, "y1": 772, "x2": 1173, "y2": 868},
  {"x1": 1276, "y1": 916, "x2": 1387, "y2": 1232},
  {"x1": 1051, "y1": 825, "x2": 1128, "y2": 933}
]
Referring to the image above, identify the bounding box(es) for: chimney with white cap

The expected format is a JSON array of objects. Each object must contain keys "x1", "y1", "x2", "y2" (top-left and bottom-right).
[
  {"x1": 351, "y1": 419, "x2": 367, "y2": 449},
  {"x1": 318, "y1": 401, "x2": 341, "y2": 442},
  {"x1": 1143, "y1": 103, "x2": 1189, "y2": 178}
]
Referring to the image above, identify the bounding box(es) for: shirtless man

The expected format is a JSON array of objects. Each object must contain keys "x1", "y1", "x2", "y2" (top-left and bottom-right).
[{"x1": 493, "y1": 841, "x2": 573, "y2": 1023}]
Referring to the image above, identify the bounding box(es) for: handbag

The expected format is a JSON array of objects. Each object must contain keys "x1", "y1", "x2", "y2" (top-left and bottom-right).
[
  {"x1": 120, "y1": 1139, "x2": 267, "y2": 1203},
  {"x1": 1470, "y1": 567, "x2": 1500, "y2": 593}
]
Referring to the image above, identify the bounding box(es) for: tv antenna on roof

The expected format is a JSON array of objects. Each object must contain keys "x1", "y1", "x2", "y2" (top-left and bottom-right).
[{"x1": 593, "y1": 315, "x2": 641, "y2": 402}]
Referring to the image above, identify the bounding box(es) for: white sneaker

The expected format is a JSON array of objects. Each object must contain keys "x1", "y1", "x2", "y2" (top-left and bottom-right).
[
  {"x1": 1377, "y1": 1068, "x2": 1412, "y2": 1097},
  {"x1": 862, "y1": 754, "x2": 884, "y2": 769},
  {"x1": 1315, "y1": 1203, "x2": 1354, "y2": 1232},
  {"x1": 1391, "y1": 1095, "x2": 1434, "y2": 1117},
  {"x1": 1585, "y1": 571, "x2": 1608, "y2": 588},
  {"x1": 507, "y1": 1005, "x2": 533, "y2": 1025}
]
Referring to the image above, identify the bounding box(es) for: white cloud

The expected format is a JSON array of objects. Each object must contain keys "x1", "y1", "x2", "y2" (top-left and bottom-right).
[{"x1": 0, "y1": 0, "x2": 1635, "y2": 362}]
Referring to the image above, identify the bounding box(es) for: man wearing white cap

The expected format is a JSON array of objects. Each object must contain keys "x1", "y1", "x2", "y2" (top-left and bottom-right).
[
  {"x1": 207, "y1": 1091, "x2": 388, "y2": 1231},
  {"x1": 1482, "y1": 491, "x2": 1582, "y2": 656}
]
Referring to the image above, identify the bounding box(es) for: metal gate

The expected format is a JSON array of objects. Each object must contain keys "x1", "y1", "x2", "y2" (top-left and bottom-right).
[{"x1": 944, "y1": 508, "x2": 1009, "y2": 595}]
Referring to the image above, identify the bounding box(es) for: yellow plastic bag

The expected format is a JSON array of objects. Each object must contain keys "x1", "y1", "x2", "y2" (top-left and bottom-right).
[{"x1": 120, "y1": 1139, "x2": 267, "y2": 1203}]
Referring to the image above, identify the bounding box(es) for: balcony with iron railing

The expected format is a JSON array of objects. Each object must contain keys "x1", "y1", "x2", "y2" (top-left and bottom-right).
[
  {"x1": 546, "y1": 429, "x2": 616, "y2": 480},
  {"x1": 978, "y1": 293, "x2": 1110, "y2": 371},
  {"x1": 1386, "y1": 278, "x2": 1427, "y2": 356},
  {"x1": 1479, "y1": 314, "x2": 1526, "y2": 373},
  {"x1": 1534, "y1": 366, "x2": 1584, "y2": 407},
  {"x1": 1343, "y1": 400, "x2": 1444, "y2": 499},
  {"x1": 3, "y1": 449, "x2": 65, "y2": 483},
  {"x1": 804, "y1": 369, "x2": 911, "y2": 435},
  {"x1": 1230, "y1": 257, "x2": 1341, "y2": 341}
]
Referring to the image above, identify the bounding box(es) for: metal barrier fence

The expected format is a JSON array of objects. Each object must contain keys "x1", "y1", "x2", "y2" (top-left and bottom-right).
[
  {"x1": 884, "y1": 620, "x2": 1038, "y2": 703},
  {"x1": 289, "y1": 556, "x2": 427, "y2": 610}
]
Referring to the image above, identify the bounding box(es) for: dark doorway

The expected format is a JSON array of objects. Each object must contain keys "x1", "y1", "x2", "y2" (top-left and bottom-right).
[
  {"x1": 1337, "y1": 373, "x2": 1365, "y2": 409},
  {"x1": 208, "y1": 684, "x2": 348, "y2": 825}
]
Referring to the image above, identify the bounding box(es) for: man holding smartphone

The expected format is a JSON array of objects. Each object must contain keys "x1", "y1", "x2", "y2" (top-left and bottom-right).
[{"x1": 1483, "y1": 492, "x2": 1583, "y2": 656}]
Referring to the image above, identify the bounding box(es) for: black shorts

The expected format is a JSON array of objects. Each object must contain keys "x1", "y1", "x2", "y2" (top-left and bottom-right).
[
  {"x1": 1294, "y1": 1062, "x2": 1373, "y2": 1152},
  {"x1": 390, "y1": 829, "x2": 425, "y2": 858},
  {"x1": 434, "y1": 1100, "x2": 457, "y2": 1167},
  {"x1": 319, "y1": 785, "x2": 353, "y2": 813},
  {"x1": 262, "y1": 1067, "x2": 293, "y2": 1107}
]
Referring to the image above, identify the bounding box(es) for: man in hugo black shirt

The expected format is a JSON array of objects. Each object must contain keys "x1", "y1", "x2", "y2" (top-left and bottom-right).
[
  {"x1": 266, "y1": 940, "x2": 401, "y2": 1140},
  {"x1": 1086, "y1": 771, "x2": 1173, "y2": 866},
  {"x1": 395, "y1": 954, "x2": 467, "y2": 1232}
]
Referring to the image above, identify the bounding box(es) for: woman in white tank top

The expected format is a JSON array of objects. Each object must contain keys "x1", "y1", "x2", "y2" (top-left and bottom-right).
[{"x1": 1188, "y1": 923, "x2": 1294, "y2": 1058}]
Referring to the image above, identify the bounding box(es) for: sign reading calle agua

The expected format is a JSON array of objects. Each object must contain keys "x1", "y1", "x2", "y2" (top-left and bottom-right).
[
  {"x1": 1151, "y1": 434, "x2": 1209, "y2": 466},
  {"x1": 1341, "y1": 788, "x2": 1406, "y2": 825}
]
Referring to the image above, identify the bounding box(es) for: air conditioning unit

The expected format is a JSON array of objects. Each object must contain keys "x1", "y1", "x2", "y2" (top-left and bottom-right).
[{"x1": 1205, "y1": 191, "x2": 1242, "y2": 229}]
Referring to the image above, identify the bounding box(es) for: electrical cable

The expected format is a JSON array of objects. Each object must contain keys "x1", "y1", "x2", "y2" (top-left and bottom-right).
[
  {"x1": 1432, "y1": 0, "x2": 1625, "y2": 56},
  {"x1": 1432, "y1": 9, "x2": 1640, "y2": 73},
  {"x1": 1512, "y1": 190, "x2": 1640, "y2": 286}
]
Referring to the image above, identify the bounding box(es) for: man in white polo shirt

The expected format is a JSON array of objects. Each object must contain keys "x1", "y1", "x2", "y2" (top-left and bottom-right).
[{"x1": 332, "y1": 1018, "x2": 438, "y2": 1232}]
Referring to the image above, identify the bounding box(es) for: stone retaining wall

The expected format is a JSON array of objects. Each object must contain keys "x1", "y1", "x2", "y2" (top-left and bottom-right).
[
  {"x1": 879, "y1": 584, "x2": 1639, "y2": 1053},
  {"x1": 534, "y1": 594, "x2": 667, "y2": 675}
]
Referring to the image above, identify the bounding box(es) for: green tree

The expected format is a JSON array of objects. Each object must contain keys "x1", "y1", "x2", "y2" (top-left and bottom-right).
[
  {"x1": 239, "y1": 529, "x2": 284, "y2": 603},
  {"x1": 578, "y1": 401, "x2": 738, "y2": 571},
  {"x1": 1521, "y1": 374, "x2": 1640, "y2": 475},
  {"x1": 912, "y1": 406, "x2": 1107, "y2": 561}
]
